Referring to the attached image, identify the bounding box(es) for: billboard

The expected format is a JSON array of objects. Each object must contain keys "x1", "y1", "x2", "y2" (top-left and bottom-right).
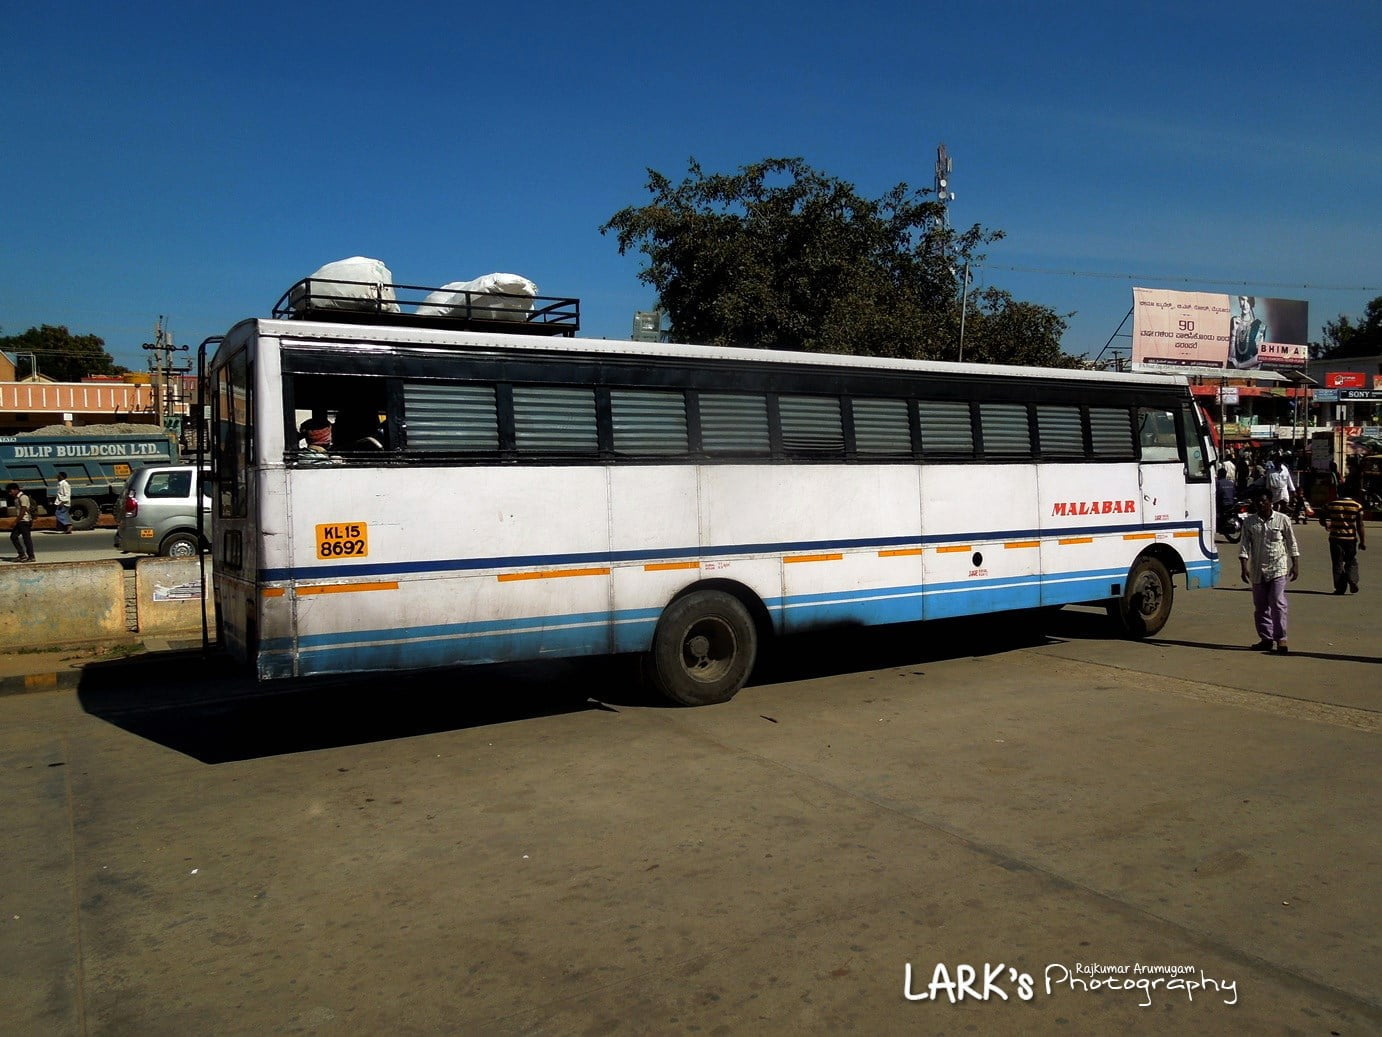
[
  {"x1": 1132, "y1": 289, "x2": 1308, "y2": 369},
  {"x1": 1325, "y1": 372, "x2": 1367, "y2": 388}
]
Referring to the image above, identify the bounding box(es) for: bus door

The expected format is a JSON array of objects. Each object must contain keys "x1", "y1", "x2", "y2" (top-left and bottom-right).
[
  {"x1": 211, "y1": 345, "x2": 257, "y2": 664},
  {"x1": 1180, "y1": 401, "x2": 1216, "y2": 572},
  {"x1": 1136, "y1": 405, "x2": 1186, "y2": 526}
]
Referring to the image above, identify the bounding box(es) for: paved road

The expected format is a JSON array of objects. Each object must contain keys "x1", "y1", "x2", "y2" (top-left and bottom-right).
[
  {"x1": 3, "y1": 523, "x2": 1377, "y2": 1034},
  {"x1": 6, "y1": 524, "x2": 133, "y2": 566}
]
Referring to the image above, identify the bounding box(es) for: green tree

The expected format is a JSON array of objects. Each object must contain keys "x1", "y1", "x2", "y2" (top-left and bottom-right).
[
  {"x1": 0, "y1": 325, "x2": 124, "y2": 381},
  {"x1": 601, "y1": 157, "x2": 1073, "y2": 365},
  {"x1": 1311, "y1": 296, "x2": 1382, "y2": 360},
  {"x1": 955, "y1": 287, "x2": 1079, "y2": 368}
]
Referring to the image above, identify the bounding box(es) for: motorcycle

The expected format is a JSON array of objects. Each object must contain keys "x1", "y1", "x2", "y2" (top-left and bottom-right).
[{"x1": 1218, "y1": 500, "x2": 1245, "y2": 543}]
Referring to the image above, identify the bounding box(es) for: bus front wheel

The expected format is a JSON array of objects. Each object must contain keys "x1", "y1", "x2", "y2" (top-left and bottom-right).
[
  {"x1": 647, "y1": 590, "x2": 758, "y2": 706},
  {"x1": 1110, "y1": 556, "x2": 1174, "y2": 639}
]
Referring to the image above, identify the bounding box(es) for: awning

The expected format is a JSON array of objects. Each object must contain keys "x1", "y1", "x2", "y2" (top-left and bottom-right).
[{"x1": 1131, "y1": 363, "x2": 1292, "y2": 383}]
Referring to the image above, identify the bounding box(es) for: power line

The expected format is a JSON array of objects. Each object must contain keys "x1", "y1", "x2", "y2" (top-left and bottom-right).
[{"x1": 984, "y1": 264, "x2": 1379, "y2": 294}]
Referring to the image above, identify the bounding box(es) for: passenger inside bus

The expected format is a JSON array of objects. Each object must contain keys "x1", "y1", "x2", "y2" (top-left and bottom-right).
[
  {"x1": 333, "y1": 406, "x2": 386, "y2": 450},
  {"x1": 299, "y1": 409, "x2": 333, "y2": 451},
  {"x1": 290, "y1": 374, "x2": 389, "y2": 458}
]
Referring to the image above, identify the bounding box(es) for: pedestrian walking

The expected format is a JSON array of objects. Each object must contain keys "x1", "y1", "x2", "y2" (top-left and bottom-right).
[
  {"x1": 1320, "y1": 490, "x2": 1367, "y2": 594},
  {"x1": 6, "y1": 482, "x2": 37, "y2": 562},
  {"x1": 1266, "y1": 460, "x2": 1295, "y2": 514},
  {"x1": 54, "y1": 471, "x2": 73, "y2": 533},
  {"x1": 1239, "y1": 488, "x2": 1299, "y2": 654}
]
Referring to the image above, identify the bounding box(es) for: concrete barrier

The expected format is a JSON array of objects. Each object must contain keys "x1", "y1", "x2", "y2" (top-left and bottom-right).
[
  {"x1": 134, "y1": 557, "x2": 217, "y2": 636},
  {"x1": 0, "y1": 560, "x2": 127, "y2": 647}
]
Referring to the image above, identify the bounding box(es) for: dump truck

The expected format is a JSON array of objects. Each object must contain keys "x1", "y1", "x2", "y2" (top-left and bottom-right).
[{"x1": 0, "y1": 429, "x2": 178, "y2": 529}]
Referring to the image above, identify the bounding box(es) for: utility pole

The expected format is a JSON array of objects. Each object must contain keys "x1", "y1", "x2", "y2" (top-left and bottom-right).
[
  {"x1": 958, "y1": 260, "x2": 970, "y2": 364},
  {"x1": 142, "y1": 316, "x2": 189, "y2": 435}
]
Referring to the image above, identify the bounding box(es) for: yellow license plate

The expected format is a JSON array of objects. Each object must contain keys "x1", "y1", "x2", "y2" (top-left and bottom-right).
[
  {"x1": 139, "y1": 528, "x2": 155, "y2": 539},
  {"x1": 113, "y1": 463, "x2": 131, "y2": 477},
  {"x1": 315, "y1": 522, "x2": 368, "y2": 559}
]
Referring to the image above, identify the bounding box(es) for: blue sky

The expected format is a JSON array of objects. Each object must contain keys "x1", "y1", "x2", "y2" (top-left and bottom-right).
[{"x1": 3, "y1": 1, "x2": 1379, "y2": 373}]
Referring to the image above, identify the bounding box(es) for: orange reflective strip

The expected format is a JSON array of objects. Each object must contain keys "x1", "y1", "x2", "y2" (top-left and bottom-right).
[
  {"x1": 937, "y1": 545, "x2": 972, "y2": 554},
  {"x1": 261, "y1": 587, "x2": 286, "y2": 597},
  {"x1": 1004, "y1": 540, "x2": 1040, "y2": 550},
  {"x1": 497, "y1": 567, "x2": 611, "y2": 582},
  {"x1": 1058, "y1": 536, "x2": 1093, "y2": 545},
  {"x1": 296, "y1": 581, "x2": 399, "y2": 596},
  {"x1": 1122, "y1": 533, "x2": 1156, "y2": 541},
  {"x1": 644, "y1": 561, "x2": 699, "y2": 572},
  {"x1": 1173, "y1": 530, "x2": 1198, "y2": 539},
  {"x1": 878, "y1": 547, "x2": 923, "y2": 557},
  {"x1": 784, "y1": 552, "x2": 843, "y2": 564}
]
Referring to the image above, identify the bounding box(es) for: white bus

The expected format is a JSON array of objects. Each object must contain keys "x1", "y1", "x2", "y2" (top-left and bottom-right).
[{"x1": 206, "y1": 282, "x2": 1219, "y2": 705}]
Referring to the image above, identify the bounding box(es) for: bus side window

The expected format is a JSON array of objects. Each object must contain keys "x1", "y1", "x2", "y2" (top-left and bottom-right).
[
  {"x1": 851, "y1": 398, "x2": 911, "y2": 457},
  {"x1": 700, "y1": 393, "x2": 770, "y2": 456},
  {"x1": 1089, "y1": 407, "x2": 1135, "y2": 459},
  {"x1": 778, "y1": 395, "x2": 844, "y2": 458},
  {"x1": 917, "y1": 400, "x2": 974, "y2": 458},
  {"x1": 402, "y1": 383, "x2": 499, "y2": 453},
  {"x1": 1137, "y1": 407, "x2": 1179, "y2": 462},
  {"x1": 610, "y1": 389, "x2": 689, "y2": 456},
  {"x1": 1035, "y1": 404, "x2": 1084, "y2": 458},
  {"x1": 978, "y1": 402, "x2": 1032, "y2": 459},
  {"x1": 335, "y1": 407, "x2": 387, "y2": 450},
  {"x1": 513, "y1": 386, "x2": 598, "y2": 454}
]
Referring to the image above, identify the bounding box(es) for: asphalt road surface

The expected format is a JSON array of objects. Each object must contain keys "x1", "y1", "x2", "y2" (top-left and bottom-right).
[
  {"x1": 7, "y1": 524, "x2": 134, "y2": 565},
  {"x1": 3, "y1": 522, "x2": 1377, "y2": 1034}
]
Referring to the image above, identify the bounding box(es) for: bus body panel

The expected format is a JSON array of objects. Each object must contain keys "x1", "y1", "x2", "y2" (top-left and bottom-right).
[
  {"x1": 700, "y1": 464, "x2": 926, "y2": 635},
  {"x1": 1037, "y1": 461, "x2": 1146, "y2": 606},
  {"x1": 920, "y1": 465, "x2": 1033, "y2": 619},
  {"x1": 209, "y1": 317, "x2": 1222, "y2": 684},
  {"x1": 609, "y1": 465, "x2": 697, "y2": 653},
  {"x1": 248, "y1": 457, "x2": 1217, "y2": 679},
  {"x1": 1184, "y1": 477, "x2": 1217, "y2": 589},
  {"x1": 259, "y1": 464, "x2": 617, "y2": 677}
]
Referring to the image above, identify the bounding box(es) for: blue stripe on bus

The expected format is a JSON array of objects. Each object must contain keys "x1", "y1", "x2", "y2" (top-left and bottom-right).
[
  {"x1": 257, "y1": 561, "x2": 1220, "y2": 677},
  {"x1": 258, "y1": 520, "x2": 1214, "y2": 583}
]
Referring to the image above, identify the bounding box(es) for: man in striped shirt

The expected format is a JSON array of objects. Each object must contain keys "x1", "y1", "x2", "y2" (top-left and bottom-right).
[
  {"x1": 1320, "y1": 492, "x2": 1367, "y2": 594},
  {"x1": 1240, "y1": 489, "x2": 1300, "y2": 654}
]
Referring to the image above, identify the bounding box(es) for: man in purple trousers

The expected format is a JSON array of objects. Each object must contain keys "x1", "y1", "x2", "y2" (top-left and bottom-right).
[{"x1": 1239, "y1": 488, "x2": 1300, "y2": 654}]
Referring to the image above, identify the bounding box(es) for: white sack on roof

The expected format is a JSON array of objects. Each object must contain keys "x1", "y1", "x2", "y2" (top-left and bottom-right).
[
  {"x1": 291, "y1": 256, "x2": 399, "y2": 313},
  {"x1": 415, "y1": 272, "x2": 537, "y2": 320}
]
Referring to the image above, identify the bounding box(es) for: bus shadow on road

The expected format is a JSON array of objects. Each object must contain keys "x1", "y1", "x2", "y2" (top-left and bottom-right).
[
  {"x1": 76, "y1": 650, "x2": 640, "y2": 765},
  {"x1": 75, "y1": 609, "x2": 1127, "y2": 764},
  {"x1": 753, "y1": 611, "x2": 1068, "y2": 686}
]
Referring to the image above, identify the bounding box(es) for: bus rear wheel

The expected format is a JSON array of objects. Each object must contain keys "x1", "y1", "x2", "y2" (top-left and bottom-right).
[
  {"x1": 1110, "y1": 556, "x2": 1174, "y2": 639},
  {"x1": 647, "y1": 590, "x2": 758, "y2": 706}
]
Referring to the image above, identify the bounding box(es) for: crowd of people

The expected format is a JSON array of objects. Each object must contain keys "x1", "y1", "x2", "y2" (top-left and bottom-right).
[
  {"x1": 1218, "y1": 445, "x2": 1328, "y2": 524},
  {"x1": 1230, "y1": 444, "x2": 1369, "y2": 655}
]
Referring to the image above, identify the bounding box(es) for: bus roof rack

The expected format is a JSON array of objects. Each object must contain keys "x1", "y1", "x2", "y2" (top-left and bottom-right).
[{"x1": 272, "y1": 278, "x2": 581, "y2": 337}]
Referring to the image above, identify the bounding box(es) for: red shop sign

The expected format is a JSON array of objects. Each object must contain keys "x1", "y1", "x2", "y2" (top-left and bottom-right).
[{"x1": 1325, "y1": 372, "x2": 1366, "y2": 388}]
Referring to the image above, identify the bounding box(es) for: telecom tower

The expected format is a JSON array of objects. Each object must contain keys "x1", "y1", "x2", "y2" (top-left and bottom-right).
[{"x1": 934, "y1": 143, "x2": 954, "y2": 237}]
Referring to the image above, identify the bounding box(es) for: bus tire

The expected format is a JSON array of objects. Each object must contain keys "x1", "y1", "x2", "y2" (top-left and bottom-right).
[
  {"x1": 69, "y1": 498, "x2": 101, "y2": 531},
  {"x1": 648, "y1": 590, "x2": 758, "y2": 706},
  {"x1": 1110, "y1": 556, "x2": 1174, "y2": 639}
]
